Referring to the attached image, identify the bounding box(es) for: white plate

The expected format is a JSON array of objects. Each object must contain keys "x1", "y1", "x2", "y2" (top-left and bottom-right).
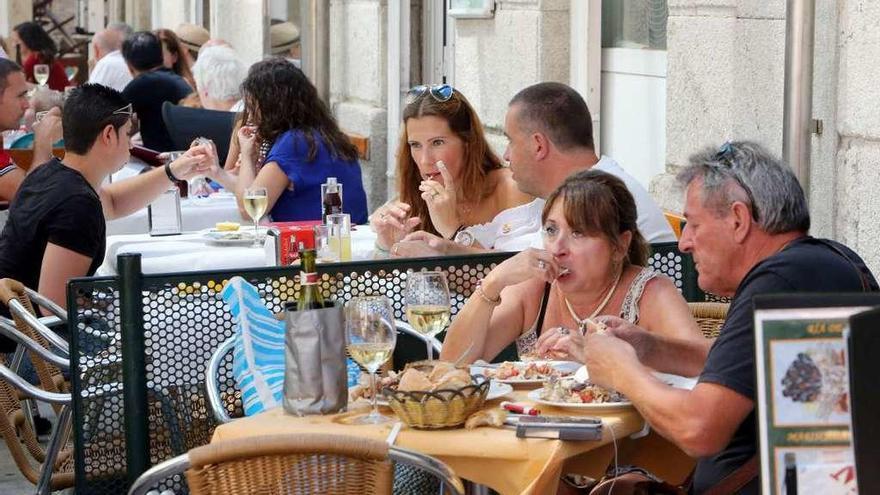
[
  {"x1": 202, "y1": 227, "x2": 269, "y2": 246},
  {"x1": 470, "y1": 361, "x2": 581, "y2": 385},
  {"x1": 573, "y1": 366, "x2": 698, "y2": 391},
  {"x1": 375, "y1": 380, "x2": 512, "y2": 406},
  {"x1": 526, "y1": 388, "x2": 633, "y2": 412}
]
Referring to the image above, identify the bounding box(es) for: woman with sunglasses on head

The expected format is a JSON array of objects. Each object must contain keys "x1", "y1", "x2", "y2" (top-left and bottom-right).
[
  {"x1": 440, "y1": 169, "x2": 703, "y2": 365},
  {"x1": 207, "y1": 58, "x2": 368, "y2": 223},
  {"x1": 370, "y1": 84, "x2": 533, "y2": 256}
]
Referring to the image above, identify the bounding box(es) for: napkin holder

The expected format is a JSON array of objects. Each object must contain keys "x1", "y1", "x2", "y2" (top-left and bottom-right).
[
  {"x1": 266, "y1": 222, "x2": 318, "y2": 266},
  {"x1": 148, "y1": 187, "x2": 182, "y2": 236}
]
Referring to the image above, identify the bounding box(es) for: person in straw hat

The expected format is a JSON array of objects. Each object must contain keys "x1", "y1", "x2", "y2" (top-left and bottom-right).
[{"x1": 270, "y1": 21, "x2": 301, "y2": 67}]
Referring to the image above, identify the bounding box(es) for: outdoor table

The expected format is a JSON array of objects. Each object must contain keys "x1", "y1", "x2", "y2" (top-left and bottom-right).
[
  {"x1": 98, "y1": 225, "x2": 379, "y2": 276},
  {"x1": 211, "y1": 391, "x2": 647, "y2": 495}
]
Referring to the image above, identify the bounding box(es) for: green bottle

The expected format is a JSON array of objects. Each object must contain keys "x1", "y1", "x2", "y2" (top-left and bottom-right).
[{"x1": 297, "y1": 244, "x2": 325, "y2": 310}]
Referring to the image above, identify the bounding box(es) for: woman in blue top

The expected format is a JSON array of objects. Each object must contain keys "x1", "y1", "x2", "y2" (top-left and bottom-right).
[{"x1": 211, "y1": 58, "x2": 368, "y2": 223}]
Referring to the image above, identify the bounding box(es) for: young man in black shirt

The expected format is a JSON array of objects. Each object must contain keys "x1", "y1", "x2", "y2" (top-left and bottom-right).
[
  {"x1": 121, "y1": 31, "x2": 192, "y2": 152},
  {"x1": 0, "y1": 84, "x2": 212, "y2": 325},
  {"x1": 537, "y1": 141, "x2": 876, "y2": 494}
]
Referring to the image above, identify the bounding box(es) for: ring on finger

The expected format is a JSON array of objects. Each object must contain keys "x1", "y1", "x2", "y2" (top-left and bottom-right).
[
  {"x1": 392, "y1": 243, "x2": 400, "y2": 255},
  {"x1": 558, "y1": 327, "x2": 570, "y2": 336},
  {"x1": 537, "y1": 260, "x2": 547, "y2": 270}
]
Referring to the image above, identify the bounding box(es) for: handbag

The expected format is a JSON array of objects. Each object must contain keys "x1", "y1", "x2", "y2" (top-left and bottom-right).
[
  {"x1": 582, "y1": 455, "x2": 758, "y2": 495},
  {"x1": 282, "y1": 301, "x2": 348, "y2": 416}
]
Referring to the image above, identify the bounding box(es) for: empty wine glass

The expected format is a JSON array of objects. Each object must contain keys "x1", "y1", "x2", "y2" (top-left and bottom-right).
[
  {"x1": 243, "y1": 186, "x2": 267, "y2": 247},
  {"x1": 346, "y1": 295, "x2": 397, "y2": 424},
  {"x1": 34, "y1": 64, "x2": 50, "y2": 87},
  {"x1": 404, "y1": 271, "x2": 451, "y2": 361}
]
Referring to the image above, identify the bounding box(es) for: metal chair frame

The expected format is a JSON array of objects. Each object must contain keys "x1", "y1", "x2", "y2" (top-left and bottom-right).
[{"x1": 128, "y1": 436, "x2": 465, "y2": 495}]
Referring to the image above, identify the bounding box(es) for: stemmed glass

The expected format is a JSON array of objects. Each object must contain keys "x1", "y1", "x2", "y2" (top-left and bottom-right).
[
  {"x1": 404, "y1": 271, "x2": 451, "y2": 361},
  {"x1": 346, "y1": 295, "x2": 397, "y2": 424},
  {"x1": 34, "y1": 64, "x2": 50, "y2": 87},
  {"x1": 243, "y1": 186, "x2": 267, "y2": 247}
]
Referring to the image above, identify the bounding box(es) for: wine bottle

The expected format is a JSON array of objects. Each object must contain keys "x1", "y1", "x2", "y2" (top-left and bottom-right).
[
  {"x1": 297, "y1": 244, "x2": 325, "y2": 310},
  {"x1": 321, "y1": 177, "x2": 343, "y2": 223}
]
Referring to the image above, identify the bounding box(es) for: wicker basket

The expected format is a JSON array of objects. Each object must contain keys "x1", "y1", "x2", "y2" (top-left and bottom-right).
[{"x1": 382, "y1": 362, "x2": 490, "y2": 429}]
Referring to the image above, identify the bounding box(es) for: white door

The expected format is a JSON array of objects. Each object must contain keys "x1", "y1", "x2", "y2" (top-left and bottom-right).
[{"x1": 600, "y1": 0, "x2": 668, "y2": 189}]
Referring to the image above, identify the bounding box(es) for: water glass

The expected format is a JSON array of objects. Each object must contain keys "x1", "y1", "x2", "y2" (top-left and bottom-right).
[{"x1": 314, "y1": 225, "x2": 335, "y2": 262}]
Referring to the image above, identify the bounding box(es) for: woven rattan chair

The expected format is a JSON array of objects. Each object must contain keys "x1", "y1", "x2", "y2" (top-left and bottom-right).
[
  {"x1": 687, "y1": 302, "x2": 729, "y2": 339},
  {"x1": 129, "y1": 433, "x2": 465, "y2": 495}
]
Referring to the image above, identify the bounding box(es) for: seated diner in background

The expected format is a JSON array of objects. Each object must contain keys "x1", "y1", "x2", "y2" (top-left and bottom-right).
[
  {"x1": 0, "y1": 84, "x2": 214, "y2": 329},
  {"x1": 10, "y1": 22, "x2": 70, "y2": 91},
  {"x1": 121, "y1": 31, "x2": 193, "y2": 152},
  {"x1": 208, "y1": 58, "x2": 368, "y2": 224},
  {"x1": 391, "y1": 82, "x2": 675, "y2": 258},
  {"x1": 369, "y1": 84, "x2": 533, "y2": 257},
  {"x1": 540, "y1": 142, "x2": 878, "y2": 494},
  {"x1": 0, "y1": 59, "x2": 62, "y2": 201},
  {"x1": 441, "y1": 169, "x2": 703, "y2": 365}
]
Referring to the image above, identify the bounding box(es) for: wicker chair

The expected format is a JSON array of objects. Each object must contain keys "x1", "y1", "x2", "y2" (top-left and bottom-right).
[
  {"x1": 687, "y1": 302, "x2": 729, "y2": 339},
  {"x1": 129, "y1": 433, "x2": 466, "y2": 495}
]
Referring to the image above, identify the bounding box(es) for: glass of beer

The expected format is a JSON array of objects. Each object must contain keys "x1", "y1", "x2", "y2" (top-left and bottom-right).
[
  {"x1": 243, "y1": 186, "x2": 268, "y2": 247},
  {"x1": 404, "y1": 271, "x2": 451, "y2": 361},
  {"x1": 346, "y1": 295, "x2": 397, "y2": 424}
]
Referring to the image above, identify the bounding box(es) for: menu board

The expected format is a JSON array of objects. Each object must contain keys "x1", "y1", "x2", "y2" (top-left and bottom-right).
[{"x1": 754, "y1": 294, "x2": 880, "y2": 495}]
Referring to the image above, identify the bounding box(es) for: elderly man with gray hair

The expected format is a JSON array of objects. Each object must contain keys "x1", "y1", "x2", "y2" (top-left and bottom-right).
[
  {"x1": 539, "y1": 141, "x2": 877, "y2": 494},
  {"x1": 88, "y1": 22, "x2": 134, "y2": 92},
  {"x1": 191, "y1": 45, "x2": 246, "y2": 111}
]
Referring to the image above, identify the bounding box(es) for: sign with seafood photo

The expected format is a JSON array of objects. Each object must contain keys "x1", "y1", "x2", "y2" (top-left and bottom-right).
[{"x1": 754, "y1": 294, "x2": 880, "y2": 495}]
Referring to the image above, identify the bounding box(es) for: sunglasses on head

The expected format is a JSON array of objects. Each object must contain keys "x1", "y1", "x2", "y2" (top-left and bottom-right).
[
  {"x1": 405, "y1": 84, "x2": 455, "y2": 105},
  {"x1": 112, "y1": 103, "x2": 133, "y2": 117},
  {"x1": 712, "y1": 141, "x2": 760, "y2": 221}
]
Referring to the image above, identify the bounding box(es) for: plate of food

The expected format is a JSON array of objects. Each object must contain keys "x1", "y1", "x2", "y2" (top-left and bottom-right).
[
  {"x1": 527, "y1": 378, "x2": 632, "y2": 412},
  {"x1": 573, "y1": 366, "x2": 698, "y2": 390},
  {"x1": 202, "y1": 224, "x2": 268, "y2": 246},
  {"x1": 471, "y1": 361, "x2": 581, "y2": 386}
]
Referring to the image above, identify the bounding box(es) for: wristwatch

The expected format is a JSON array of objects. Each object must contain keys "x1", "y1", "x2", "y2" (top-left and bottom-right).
[{"x1": 453, "y1": 229, "x2": 475, "y2": 247}]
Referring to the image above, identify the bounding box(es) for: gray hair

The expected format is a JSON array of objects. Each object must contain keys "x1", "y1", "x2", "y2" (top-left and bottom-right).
[
  {"x1": 677, "y1": 141, "x2": 810, "y2": 234},
  {"x1": 191, "y1": 46, "x2": 246, "y2": 101},
  {"x1": 107, "y1": 22, "x2": 134, "y2": 39}
]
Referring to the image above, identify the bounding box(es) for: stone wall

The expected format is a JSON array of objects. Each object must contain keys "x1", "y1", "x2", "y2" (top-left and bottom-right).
[
  {"x1": 651, "y1": 0, "x2": 786, "y2": 213},
  {"x1": 832, "y1": 0, "x2": 880, "y2": 272},
  {"x1": 653, "y1": 0, "x2": 880, "y2": 273},
  {"x1": 452, "y1": 0, "x2": 570, "y2": 155},
  {"x1": 329, "y1": 0, "x2": 388, "y2": 211}
]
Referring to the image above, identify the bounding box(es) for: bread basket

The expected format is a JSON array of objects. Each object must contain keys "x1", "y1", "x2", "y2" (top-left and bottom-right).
[{"x1": 382, "y1": 361, "x2": 490, "y2": 429}]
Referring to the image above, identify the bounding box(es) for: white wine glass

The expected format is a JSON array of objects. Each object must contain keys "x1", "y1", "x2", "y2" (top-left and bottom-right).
[
  {"x1": 346, "y1": 295, "x2": 397, "y2": 424},
  {"x1": 243, "y1": 186, "x2": 268, "y2": 247},
  {"x1": 34, "y1": 64, "x2": 50, "y2": 87},
  {"x1": 404, "y1": 271, "x2": 451, "y2": 361}
]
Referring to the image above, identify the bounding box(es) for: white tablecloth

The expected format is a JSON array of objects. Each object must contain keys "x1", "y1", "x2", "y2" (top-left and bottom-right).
[
  {"x1": 106, "y1": 193, "x2": 243, "y2": 236},
  {"x1": 98, "y1": 226, "x2": 378, "y2": 276}
]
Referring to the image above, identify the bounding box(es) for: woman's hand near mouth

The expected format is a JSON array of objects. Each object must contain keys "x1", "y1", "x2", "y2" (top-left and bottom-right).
[{"x1": 419, "y1": 161, "x2": 461, "y2": 238}]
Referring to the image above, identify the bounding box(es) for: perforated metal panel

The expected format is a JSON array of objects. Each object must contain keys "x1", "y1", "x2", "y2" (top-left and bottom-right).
[{"x1": 68, "y1": 280, "x2": 127, "y2": 495}]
